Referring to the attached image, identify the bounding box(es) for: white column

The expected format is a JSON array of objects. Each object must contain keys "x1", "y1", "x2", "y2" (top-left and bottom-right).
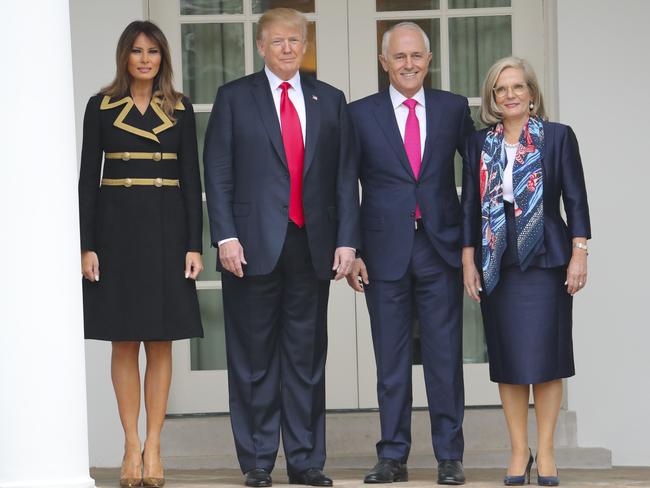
[{"x1": 0, "y1": 1, "x2": 95, "y2": 487}]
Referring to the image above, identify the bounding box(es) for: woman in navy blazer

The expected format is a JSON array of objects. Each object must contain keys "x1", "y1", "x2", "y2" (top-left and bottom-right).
[{"x1": 461, "y1": 57, "x2": 590, "y2": 486}]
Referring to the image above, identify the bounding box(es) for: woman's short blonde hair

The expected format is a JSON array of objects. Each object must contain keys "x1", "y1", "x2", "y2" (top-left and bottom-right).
[
  {"x1": 256, "y1": 7, "x2": 308, "y2": 42},
  {"x1": 479, "y1": 56, "x2": 546, "y2": 126}
]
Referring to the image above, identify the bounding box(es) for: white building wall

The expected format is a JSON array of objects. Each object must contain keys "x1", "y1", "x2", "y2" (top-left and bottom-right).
[
  {"x1": 0, "y1": 1, "x2": 95, "y2": 486},
  {"x1": 69, "y1": 0, "x2": 146, "y2": 467},
  {"x1": 557, "y1": 0, "x2": 650, "y2": 466}
]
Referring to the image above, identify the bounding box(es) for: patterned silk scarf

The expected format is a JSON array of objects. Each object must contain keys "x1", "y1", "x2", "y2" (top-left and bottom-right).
[{"x1": 480, "y1": 116, "x2": 545, "y2": 295}]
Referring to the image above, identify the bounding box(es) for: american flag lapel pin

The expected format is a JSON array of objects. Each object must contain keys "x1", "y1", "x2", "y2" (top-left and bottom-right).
[{"x1": 312, "y1": 95, "x2": 318, "y2": 101}]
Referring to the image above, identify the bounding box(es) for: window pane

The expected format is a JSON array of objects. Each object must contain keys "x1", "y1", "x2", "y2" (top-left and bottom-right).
[
  {"x1": 181, "y1": 0, "x2": 243, "y2": 15},
  {"x1": 252, "y1": 0, "x2": 315, "y2": 13},
  {"x1": 253, "y1": 22, "x2": 317, "y2": 77},
  {"x1": 377, "y1": 19, "x2": 441, "y2": 91},
  {"x1": 182, "y1": 23, "x2": 245, "y2": 104},
  {"x1": 454, "y1": 106, "x2": 484, "y2": 186},
  {"x1": 411, "y1": 294, "x2": 487, "y2": 365},
  {"x1": 462, "y1": 296, "x2": 487, "y2": 363},
  {"x1": 195, "y1": 111, "x2": 210, "y2": 192},
  {"x1": 200, "y1": 202, "x2": 221, "y2": 282},
  {"x1": 191, "y1": 289, "x2": 227, "y2": 371},
  {"x1": 449, "y1": 0, "x2": 510, "y2": 8},
  {"x1": 449, "y1": 15, "x2": 511, "y2": 98},
  {"x1": 377, "y1": 0, "x2": 440, "y2": 11}
]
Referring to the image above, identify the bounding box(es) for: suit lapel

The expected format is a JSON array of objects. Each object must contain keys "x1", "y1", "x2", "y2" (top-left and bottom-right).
[
  {"x1": 372, "y1": 91, "x2": 415, "y2": 180},
  {"x1": 420, "y1": 89, "x2": 443, "y2": 174},
  {"x1": 250, "y1": 70, "x2": 288, "y2": 168},
  {"x1": 301, "y1": 75, "x2": 320, "y2": 177}
]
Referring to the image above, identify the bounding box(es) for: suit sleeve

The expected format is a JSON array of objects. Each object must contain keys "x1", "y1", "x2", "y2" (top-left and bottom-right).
[
  {"x1": 335, "y1": 91, "x2": 361, "y2": 249},
  {"x1": 78, "y1": 95, "x2": 103, "y2": 252},
  {"x1": 560, "y1": 126, "x2": 591, "y2": 239},
  {"x1": 203, "y1": 86, "x2": 237, "y2": 246},
  {"x1": 461, "y1": 134, "x2": 480, "y2": 248},
  {"x1": 179, "y1": 99, "x2": 203, "y2": 252},
  {"x1": 456, "y1": 97, "x2": 475, "y2": 159}
]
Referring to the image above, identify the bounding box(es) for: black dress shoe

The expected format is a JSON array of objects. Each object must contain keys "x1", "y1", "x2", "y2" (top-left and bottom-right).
[
  {"x1": 245, "y1": 468, "x2": 272, "y2": 487},
  {"x1": 288, "y1": 468, "x2": 333, "y2": 486},
  {"x1": 437, "y1": 460, "x2": 465, "y2": 485},
  {"x1": 364, "y1": 459, "x2": 408, "y2": 483}
]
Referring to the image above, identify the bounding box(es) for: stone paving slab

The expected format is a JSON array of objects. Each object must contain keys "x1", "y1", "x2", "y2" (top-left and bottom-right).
[{"x1": 91, "y1": 467, "x2": 650, "y2": 487}]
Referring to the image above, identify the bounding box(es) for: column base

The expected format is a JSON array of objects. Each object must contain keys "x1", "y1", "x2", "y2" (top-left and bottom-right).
[{"x1": 0, "y1": 477, "x2": 95, "y2": 488}]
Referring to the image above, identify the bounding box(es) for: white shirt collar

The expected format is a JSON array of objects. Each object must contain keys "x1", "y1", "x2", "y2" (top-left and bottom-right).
[
  {"x1": 264, "y1": 65, "x2": 302, "y2": 92},
  {"x1": 389, "y1": 85, "x2": 425, "y2": 110}
]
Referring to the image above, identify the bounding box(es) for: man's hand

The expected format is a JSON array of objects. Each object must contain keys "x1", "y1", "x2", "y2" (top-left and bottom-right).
[
  {"x1": 185, "y1": 252, "x2": 204, "y2": 280},
  {"x1": 345, "y1": 258, "x2": 369, "y2": 292},
  {"x1": 219, "y1": 240, "x2": 247, "y2": 278},
  {"x1": 332, "y1": 247, "x2": 356, "y2": 280},
  {"x1": 81, "y1": 250, "x2": 100, "y2": 282}
]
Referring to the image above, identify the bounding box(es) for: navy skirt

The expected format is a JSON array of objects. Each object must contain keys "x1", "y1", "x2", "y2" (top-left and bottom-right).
[{"x1": 480, "y1": 202, "x2": 575, "y2": 385}]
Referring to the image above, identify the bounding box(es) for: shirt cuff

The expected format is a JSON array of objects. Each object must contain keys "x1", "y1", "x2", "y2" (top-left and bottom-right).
[{"x1": 217, "y1": 237, "x2": 239, "y2": 246}]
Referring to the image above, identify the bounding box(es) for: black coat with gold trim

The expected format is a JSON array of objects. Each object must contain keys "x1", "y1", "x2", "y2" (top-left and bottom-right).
[{"x1": 78, "y1": 93, "x2": 203, "y2": 341}]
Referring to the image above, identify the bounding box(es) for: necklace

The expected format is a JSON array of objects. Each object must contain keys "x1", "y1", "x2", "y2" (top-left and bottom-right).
[{"x1": 504, "y1": 141, "x2": 518, "y2": 149}]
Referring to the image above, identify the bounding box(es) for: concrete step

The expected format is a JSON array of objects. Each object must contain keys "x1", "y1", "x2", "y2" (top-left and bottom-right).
[
  {"x1": 327, "y1": 408, "x2": 579, "y2": 453},
  {"x1": 325, "y1": 448, "x2": 612, "y2": 469},
  {"x1": 161, "y1": 409, "x2": 610, "y2": 470},
  {"x1": 161, "y1": 448, "x2": 611, "y2": 470}
]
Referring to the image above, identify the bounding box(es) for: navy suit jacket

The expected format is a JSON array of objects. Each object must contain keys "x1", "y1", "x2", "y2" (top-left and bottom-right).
[
  {"x1": 349, "y1": 89, "x2": 474, "y2": 281},
  {"x1": 461, "y1": 121, "x2": 591, "y2": 269},
  {"x1": 203, "y1": 70, "x2": 360, "y2": 280}
]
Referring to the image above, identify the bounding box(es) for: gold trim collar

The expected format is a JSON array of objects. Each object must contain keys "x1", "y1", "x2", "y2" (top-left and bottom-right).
[{"x1": 100, "y1": 95, "x2": 185, "y2": 143}]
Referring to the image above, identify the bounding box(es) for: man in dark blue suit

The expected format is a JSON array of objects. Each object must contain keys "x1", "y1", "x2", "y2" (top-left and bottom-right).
[
  {"x1": 203, "y1": 8, "x2": 359, "y2": 488},
  {"x1": 347, "y1": 22, "x2": 474, "y2": 485}
]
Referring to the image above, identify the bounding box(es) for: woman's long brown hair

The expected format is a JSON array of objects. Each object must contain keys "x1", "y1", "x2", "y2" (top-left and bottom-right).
[{"x1": 101, "y1": 21, "x2": 181, "y2": 120}]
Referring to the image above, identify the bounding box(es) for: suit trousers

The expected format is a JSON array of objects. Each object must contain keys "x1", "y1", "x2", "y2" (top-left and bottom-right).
[
  {"x1": 222, "y1": 222, "x2": 330, "y2": 474},
  {"x1": 364, "y1": 228, "x2": 465, "y2": 463}
]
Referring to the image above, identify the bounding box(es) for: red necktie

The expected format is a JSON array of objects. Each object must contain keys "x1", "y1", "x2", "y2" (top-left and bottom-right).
[
  {"x1": 279, "y1": 82, "x2": 305, "y2": 227},
  {"x1": 403, "y1": 98, "x2": 421, "y2": 218}
]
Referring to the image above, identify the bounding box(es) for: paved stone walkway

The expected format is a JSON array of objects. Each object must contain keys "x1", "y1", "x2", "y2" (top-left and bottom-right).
[{"x1": 91, "y1": 467, "x2": 650, "y2": 487}]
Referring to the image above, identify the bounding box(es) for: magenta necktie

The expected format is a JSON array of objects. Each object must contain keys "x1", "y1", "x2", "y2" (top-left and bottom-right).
[
  {"x1": 279, "y1": 82, "x2": 305, "y2": 227},
  {"x1": 403, "y1": 98, "x2": 421, "y2": 218}
]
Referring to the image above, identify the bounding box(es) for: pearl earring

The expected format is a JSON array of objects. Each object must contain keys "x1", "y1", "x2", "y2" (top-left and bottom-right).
[{"x1": 529, "y1": 100, "x2": 534, "y2": 111}]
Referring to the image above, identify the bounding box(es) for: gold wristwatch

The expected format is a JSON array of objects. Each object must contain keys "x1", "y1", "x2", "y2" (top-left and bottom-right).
[{"x1": 573, "y1": 242, "x2": 589, "y2": 255}]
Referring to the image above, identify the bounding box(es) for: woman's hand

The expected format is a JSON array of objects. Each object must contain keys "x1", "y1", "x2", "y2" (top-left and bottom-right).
[
  {"x1": 81, "y1": 250, "x2": 100, "y2": 282},
  {"x1": 185, "y1": 252, "x2": 204, "y2": 280},
  {"x1": 565, "y1": 248, "x2": 588, "y2": 296},
  {"x1": 462, "y1": 247, "x2": 482, "y2": 302}
]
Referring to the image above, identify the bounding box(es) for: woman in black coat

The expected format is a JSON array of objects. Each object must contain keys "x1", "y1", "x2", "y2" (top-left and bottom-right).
[
  {"x1": 78, "y1": 21, "x2": 203, "y2": 487},
  {"x1": 461, "y1": 57, "x2": 590, "y2": 486}
]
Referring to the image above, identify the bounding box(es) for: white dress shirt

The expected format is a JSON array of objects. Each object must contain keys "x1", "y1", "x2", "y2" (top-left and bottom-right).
[
  {"x1": 502, "y1": 143, "x2": 517, "y2": 203},
  {"x1": 389, "y1": 84, "x2": 426, "y2": 158},
  {"x1": 265, "y1": 66, "x2": 307, "y2": 144}
]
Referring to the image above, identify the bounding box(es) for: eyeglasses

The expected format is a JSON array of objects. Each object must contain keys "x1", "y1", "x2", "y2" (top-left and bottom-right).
[{"x1": 492, "y1": 83, "x2": 528, "y2": 98}]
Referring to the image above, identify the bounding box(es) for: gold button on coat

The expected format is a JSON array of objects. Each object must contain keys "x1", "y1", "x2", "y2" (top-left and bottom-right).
[
  {"x1": 153, "y1": 152, "x2": 162, "y2": 161},
  {"x1": 154, "y1": 178, "x2": 163, "y2": 187},
  {"x1": 124, "y1": 178, "x2": 133, "y2": 187},
  {"x1": 122, "y1": 152, "x2": 131, "y2": 161}
]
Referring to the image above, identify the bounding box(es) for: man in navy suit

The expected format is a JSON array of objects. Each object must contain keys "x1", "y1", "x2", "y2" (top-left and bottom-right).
[
  {"x1": 203, "y1": 8, "x2": 359, "y2": 488},
  {"x1": 347, "y1": 22, "x2": 474, "y2": 485}
]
